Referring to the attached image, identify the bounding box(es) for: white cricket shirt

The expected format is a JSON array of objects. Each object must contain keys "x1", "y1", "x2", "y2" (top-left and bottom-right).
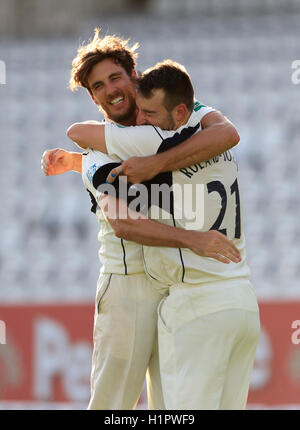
[
  {"x1": 104, "y1": 103, "x2": 251, "y2": 286},
  {"x1": 82, "y1": 149, "x2": 145, "y2": 275}
]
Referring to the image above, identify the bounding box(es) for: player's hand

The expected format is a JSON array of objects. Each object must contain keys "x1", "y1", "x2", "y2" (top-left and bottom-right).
[
  {"x1": 189, "y1": 230, "x2": 241, "y2": 264},
  {"x1": 41, "y1": 148, "x2": 74, "y2": 176},
  {"x1": 106, "y1": 155, "x2": 160, "y2": 184}
]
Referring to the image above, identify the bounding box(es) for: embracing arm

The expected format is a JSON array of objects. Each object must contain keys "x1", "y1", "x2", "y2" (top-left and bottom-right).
[
  {"x1": 108, "y1": 111, "x2": 240, "y2": 183},
  {"x1": 41, "y1": 149, "x2": 83, "y2": 175},
  {"x1": 153, "y1": 111, "x2": 240, "y2": 173},
  {"x1": 99, "y1": 194, "x2": 241, "y2": 264},
  {"x1": 65, "y1": 110, "x2": 239, "y2": 182},
  {"x1": 66, "y1": 121, "x2": 107, "y2": 153},
  {"x1": 41, "y1": 122, "x2": 106, "y2": 176}
]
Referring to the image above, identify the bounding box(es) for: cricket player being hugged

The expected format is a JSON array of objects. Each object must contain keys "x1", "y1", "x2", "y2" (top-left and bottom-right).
[
  {"x1": 64, "y1": 62, "x2": 259, "y2": 410},
  {"x1": 42, "y1": 30, "x2": 245, "y2": 410}
]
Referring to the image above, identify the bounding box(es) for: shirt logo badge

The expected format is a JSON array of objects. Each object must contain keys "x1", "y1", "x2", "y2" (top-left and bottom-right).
[{"x1": 87, "y1": 163, "x2": 98, "y2": 183}]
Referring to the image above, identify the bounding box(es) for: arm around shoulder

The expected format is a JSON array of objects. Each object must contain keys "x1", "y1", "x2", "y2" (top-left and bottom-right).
[
  {"x1": 200, "y1": 110, "x2": 240, "y2": 148},
  {"x1": 66, "y1": 121, "x2": 107, "y2": 152}
]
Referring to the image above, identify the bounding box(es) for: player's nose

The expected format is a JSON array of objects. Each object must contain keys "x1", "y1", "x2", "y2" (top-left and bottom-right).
[{"x1": 105, "y1": 82, "x2": 119, "y2": 98}]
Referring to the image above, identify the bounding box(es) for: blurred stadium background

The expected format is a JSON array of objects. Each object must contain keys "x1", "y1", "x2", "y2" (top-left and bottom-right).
[{"x1": 0, "y1": 0, "x2": 300, "y2": 409}]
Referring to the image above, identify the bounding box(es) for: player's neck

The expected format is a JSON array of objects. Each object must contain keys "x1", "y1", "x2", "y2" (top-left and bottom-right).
[
  {"x1": 105, "y1": 107, "x2": 138, "y2": 127},
  {"x1": 122, "y1": 117, "x2": 137, "y2": 126},
  {"x1": 175, "y1": 111, "x2": 192, "y2": 129}
]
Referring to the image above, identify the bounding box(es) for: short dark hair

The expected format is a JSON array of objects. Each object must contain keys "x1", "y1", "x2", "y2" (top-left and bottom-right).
[
  {"x1": 70, "y1": 28, "x2": 139, "y2": 92},
  {"x1": 137, "y1": 60, "x2": 194, "y2": 112}
]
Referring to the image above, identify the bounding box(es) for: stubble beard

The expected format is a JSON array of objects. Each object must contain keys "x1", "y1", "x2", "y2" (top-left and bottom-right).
[{"x1": 102, "y1": 91, "x2": 137, "y2": 126}]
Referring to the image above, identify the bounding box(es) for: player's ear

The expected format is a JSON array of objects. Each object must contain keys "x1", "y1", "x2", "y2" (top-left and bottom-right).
[{"x1": 174, "y1": 103, "x2": 188, "y2": 122}]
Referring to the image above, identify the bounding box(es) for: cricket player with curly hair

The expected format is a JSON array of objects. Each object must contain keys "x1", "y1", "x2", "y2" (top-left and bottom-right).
[{"x1": 42, "y1": 29, "x2": 244, "y2": 410}]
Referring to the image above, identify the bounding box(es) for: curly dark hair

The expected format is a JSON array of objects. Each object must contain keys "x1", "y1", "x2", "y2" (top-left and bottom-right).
[{"x1": 69, "y1": 28, "x2": 139, "y2": 92}]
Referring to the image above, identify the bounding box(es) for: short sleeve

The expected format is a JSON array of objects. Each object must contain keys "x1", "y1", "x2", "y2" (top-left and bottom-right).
[
  {"x1": 193, "y1": 104, "x2": 216, "y2": 122},
  {"x1": 105, "y1": 123, "x2": 164, "y2": 160}
]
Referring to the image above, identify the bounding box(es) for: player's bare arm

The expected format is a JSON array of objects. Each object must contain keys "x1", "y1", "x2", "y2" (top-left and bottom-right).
[
  {"x1": 41, "y1": 149, "x2": 82, "y2": 175},
  {"x1": 107, "y1": 111, "x2": 240, "y2": 184},
  {"x1": 42, "y1": 110, "x2": 238, "y2": 178},
  {"x1": 100, "y1": 194, "x2": 241, "y2": 265},
  {"x1": 64, "y1": 110, "x2": 238, "y2": 183},
  {"x1": 154, "y1": 110, "x2": 240, "y2": 174},
  {"x1": 41, "y1": 120, "x2": 105, "y2": 175},
  {"x1": 45, "y1": 120, "x2": 108, "y2": 174},
  {"x1": 66, "y1": 121, "x2": 107, "y2": 152}
]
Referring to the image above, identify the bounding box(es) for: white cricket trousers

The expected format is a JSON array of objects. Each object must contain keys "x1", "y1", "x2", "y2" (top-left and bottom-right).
[
  {"x1": 157, "y1": 278, "x2": 260, "y2": 410},
  {"x1": 88, "y1": 272, "x2": 166, "y2": 410}
]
